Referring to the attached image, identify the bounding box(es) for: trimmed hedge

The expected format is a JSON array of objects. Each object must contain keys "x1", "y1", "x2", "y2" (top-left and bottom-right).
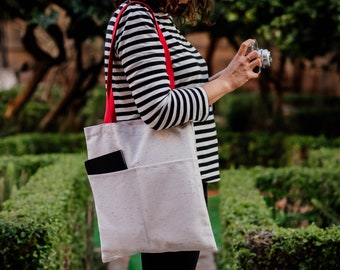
[
  {"x1": 0, "y1": 154, "x2": 59, "y2": 206},
  {"x1": 219, "y1": 168, "x2": 340, "y2": 270},
  {"x1": 256, "y1": 167, "x2": 340, "y2": 228},
  {"x1": 217, "y1": 132, "x2": 340, "y2": 169},
  {"x1": 0, "y1": 133, "x2": 86, "y2": 156},
  {"x1": 304, "y1": 147, "x2": 340, "y2": 169},
  {"x1": 1, "y1": 131, "x2": 339, "y2": 169},
  {"x1": 0, "y1": 154, "x2": 91, "y2": 269},
  {"x1": 217, "y1": 131, "x2": 286, "y2": 168},
  {"x1": 219, "y1": 168, "x2": 276, "y2": 270},
  {"x1": 215, "y1": 92, "x2": 340, "y2": 137}
]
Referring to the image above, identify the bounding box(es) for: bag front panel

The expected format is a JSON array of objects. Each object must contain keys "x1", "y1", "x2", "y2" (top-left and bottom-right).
[{"x1": 87, "y1": 158, "x2": 216, "y2": 262}]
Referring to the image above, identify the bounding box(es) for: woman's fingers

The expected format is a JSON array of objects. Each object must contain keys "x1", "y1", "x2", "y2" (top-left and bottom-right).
[{"x1": 237, "y1": 39, "x2": 256, "y2": 57}]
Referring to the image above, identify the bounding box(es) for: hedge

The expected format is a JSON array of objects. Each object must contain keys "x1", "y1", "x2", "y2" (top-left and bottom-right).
[
  {"x1": 219, "y1": 168, "x2": 340, "y2": 270},
  {"x1": 1, "y1": 131, "x2": 339, "y2": 168},
  {"x1": 0, "y1": 154, "x2": 59, "y2": 206},
  {"x1": 217, "y1": 132, "x2": 340, "y2": 169},
  {"x1": 304, "y1": 147, "x2": 340, "y2": 169},
  {"x1": 0, "y1": 133, "x2": 86, "y2": 156},
  {"x1": 0, "y1": 153, "x2": 92, "y2": 269},
  {"x1": 256, "y1": 167, "x2": 340, "y2": 228},
  {"x1": 215, "y1": 92, "x2": 340, "y2": 137}
]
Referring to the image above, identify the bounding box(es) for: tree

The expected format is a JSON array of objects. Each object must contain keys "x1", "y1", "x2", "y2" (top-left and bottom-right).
[
  {"x1": 201, "y1": 0, "x2": 340, "y2": 130},
  {"x1": 1, "y1": 0, "x2": 112, "y2": 130}
]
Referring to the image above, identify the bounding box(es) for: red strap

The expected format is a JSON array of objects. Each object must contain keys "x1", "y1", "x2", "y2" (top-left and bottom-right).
[{"x1": 104, "y1": 1, "x2": 175, "y2": 123}]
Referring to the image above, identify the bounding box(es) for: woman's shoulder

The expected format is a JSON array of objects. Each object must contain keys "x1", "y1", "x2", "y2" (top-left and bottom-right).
[
  {"x1": 106, "y1": 1, "x2": 156, "y2": 38},
  {"x1": 112, "y1": 1, "x2": 158, "y2": 24}
]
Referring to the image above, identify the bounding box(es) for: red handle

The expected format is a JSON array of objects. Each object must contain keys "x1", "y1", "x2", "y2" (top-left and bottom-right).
[{"x1": 104, "y1": 1, "x2": 175, "y2": 123}]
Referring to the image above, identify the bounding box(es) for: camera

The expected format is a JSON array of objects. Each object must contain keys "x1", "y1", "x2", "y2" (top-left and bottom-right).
[{"x1": 247, "y1": 40, "x2": 272, "y2": 71}]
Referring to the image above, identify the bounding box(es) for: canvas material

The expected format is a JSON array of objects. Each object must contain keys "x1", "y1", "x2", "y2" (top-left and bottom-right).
[{"x1": 84, "y1": 120, "x2": 217, "y2": 263}]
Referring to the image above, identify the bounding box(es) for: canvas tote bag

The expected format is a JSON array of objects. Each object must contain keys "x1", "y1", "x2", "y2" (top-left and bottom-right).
[{"x1": 84, "y1": 1, "x2": 217, "y2": 263}]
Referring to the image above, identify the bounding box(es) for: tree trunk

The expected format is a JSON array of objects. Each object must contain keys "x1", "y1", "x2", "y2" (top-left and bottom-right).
[
  {"x1": 5, "y1": 23, "x2": 65, "y2": 119},
  {"x1": 0, "y1": 21, "x2": 8, "y2": 67}
]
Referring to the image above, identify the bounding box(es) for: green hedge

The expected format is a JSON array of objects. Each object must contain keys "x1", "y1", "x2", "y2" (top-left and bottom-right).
[
  {"x1": 215, "y1": 92, "x2": 340, "y2": 137},
  {"x1": 0, "y1": 86, "x2": 63, "y2": 134},
  {"x1": 0, "y1": 133, "x2": 86, "y2": 156},
  {"x1": 304, "y1": 147, "x2": 340, "y2": 169},
  {"x1": 0, "y1": 154, "x2": 59, "y2": 206},
  {"x1": 219, "y1": 168, "x2": 276, "y2": 270},
  {"x1": 0, "y1": 154, "x2": 92, "y2": 269},
  {"x1": 1, "y1": 129, "x2": 339, "y2": 169},
  {"x1": 286, "y1": 107, "x2": 340, "y2": 137},
  {"x1": 219, "y1": 168, "x2": 340, "y2": 270},
  {"x1": 217, "y1": 132, "x2": 340, "y2": 169},
  {"x1": 217, "y1": 132, "x2": 286, "y2": 168},
  {"x1": 256, "y1": 167, "x2": 340, "y2": 228}
]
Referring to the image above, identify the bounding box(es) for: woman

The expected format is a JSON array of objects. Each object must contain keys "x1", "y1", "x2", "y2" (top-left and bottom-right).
[{"x1": 106, "y1": 0, "x2": 261, "y2": 269}]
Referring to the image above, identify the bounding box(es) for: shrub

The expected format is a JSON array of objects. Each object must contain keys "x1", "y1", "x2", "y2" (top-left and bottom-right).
[
  {"x1": 255, "y1": 167, "x2": 340, "y2": 228},
  {"x1": 0, "y1": 133, "x2": 85, "y2": 156},
  {"x1": 217, "y1": 132, "x2": 340, "y2": 169},
  {"x1": 0, "y1": 154, "x2": 59, "y2": 206},
  {"x1": 0, "y1": 154, "x2": 92, "y2": 269},
  {"x1": 304, "y1": 147, "x2": 340, "y2": 169},
  {"x1": 219, "y1": 168, "x2": 340, "y2": 270}
]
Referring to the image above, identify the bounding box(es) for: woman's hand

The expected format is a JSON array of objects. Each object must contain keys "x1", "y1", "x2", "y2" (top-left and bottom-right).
[{"x1": 203, "y1": 39, "x2": 261, "y2": 104}]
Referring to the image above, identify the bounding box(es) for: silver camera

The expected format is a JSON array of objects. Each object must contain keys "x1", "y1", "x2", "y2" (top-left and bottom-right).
[{"x1": 247, "y1": 40, "x2": 272, "y2": 70}]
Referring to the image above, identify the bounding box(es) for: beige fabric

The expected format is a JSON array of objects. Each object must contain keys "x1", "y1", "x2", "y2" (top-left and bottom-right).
[{"x1": 84, "y1": 120, "x2": 217, "y2": 263}]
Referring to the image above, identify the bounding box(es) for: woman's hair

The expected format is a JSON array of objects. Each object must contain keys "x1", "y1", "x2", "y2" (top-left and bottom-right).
[{"x1": 111, "y1": 0, "x2": 214, "y2": 24}]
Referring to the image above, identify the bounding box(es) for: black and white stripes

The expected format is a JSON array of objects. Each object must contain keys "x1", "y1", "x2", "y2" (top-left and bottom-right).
[{"x1": 104, "y1": 1, "x2": 220, "y2": 182}]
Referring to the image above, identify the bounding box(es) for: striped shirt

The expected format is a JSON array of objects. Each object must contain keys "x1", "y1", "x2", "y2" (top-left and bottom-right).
[{"x1": 104, "y1": 1, "x2": 220, "y2": 183}]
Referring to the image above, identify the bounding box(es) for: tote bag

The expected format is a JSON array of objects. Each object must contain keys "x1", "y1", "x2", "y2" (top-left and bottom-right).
[{"x1": 84, "y1": 1, "x2": 217, "y2": 263}]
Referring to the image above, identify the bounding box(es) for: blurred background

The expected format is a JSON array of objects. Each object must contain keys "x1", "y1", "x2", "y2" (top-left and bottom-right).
[{"x1": 0, "y1": 0, "x2": 339, "y2": 137}]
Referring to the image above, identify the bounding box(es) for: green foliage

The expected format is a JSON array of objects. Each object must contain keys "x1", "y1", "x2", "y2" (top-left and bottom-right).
[
  {"x1": 219, "y1": 168, "x2": 277, "y2": 270},
  {"x1": 217, "y1": 131, "x2": 340, "y2": 169},
  {"x1": 0, "y1": 87, "x2": 63, "y2": 134},
  {"x1": 286, "y1": 107, "x2": 340, "y2": 137},
  {"x1": 0, "y1": 87, "x2": 22, "y2": 102},
  {"x1": 215, "y1": 91, "x2": 270, "y2": 132},
  {"x1": 0, "y1": 154, "x2": 91, "y2": 269},
  {"x1": 218, "y1": 0, "x2": 340, "y2": 60},
  {"x1": 219, "y1": 167, "x2": 340, "y2": 270},
  {"x1": 240, "y1": 224, "x2": 340, "y2": 270},
  {"x1": 215, "y1": 92, "x2": 340, "y2": 137},
  {"x1": 81, "y1": 85, "x2": 106, "y2": 127},
  {"x1": 305, "y1": 147, "x2": 340, "y2": 169},
  {"x1": 256, "y1": 167, "x2": 340, "y2": 228},
  {"x1": 283, "y1": 93, "x2": 340, "y2": 107},
  {"x1": 265, "y1": 0, "x2": 340, "y2": 58},
  {"x1": 0, "y1": 155, "x2": 59, "y2": 206},
  {"x1": 0, "y1": 133, "x2": 86, "y2": 156},
  {"x1": 30, "y1": 8, "x2": 59, "y2": 27},
  {"x1": 217, "y1": 131, "x2": 286, "y2": 168},
  {"x1": 65, "y1": 0, "x2": 113, "y2": 22},
  {"x1": 2, "y1": 0, "x2": 113, "y2": 24}
]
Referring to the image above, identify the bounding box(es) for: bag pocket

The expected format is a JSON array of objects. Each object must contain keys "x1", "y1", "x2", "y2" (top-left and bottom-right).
[{"x1": 87, "y1": 158, "x2": 216, "y2": 262}]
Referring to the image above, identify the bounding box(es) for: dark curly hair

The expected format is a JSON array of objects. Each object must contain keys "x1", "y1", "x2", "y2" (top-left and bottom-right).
[{"x1": 111, "y1": 0, "x2": 214, "y2": 24}]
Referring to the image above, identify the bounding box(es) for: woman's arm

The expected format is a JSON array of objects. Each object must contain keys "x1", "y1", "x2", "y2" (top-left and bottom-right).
[{"x1": 113, "y1": 5, "x2": 211, "y2": 130}]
